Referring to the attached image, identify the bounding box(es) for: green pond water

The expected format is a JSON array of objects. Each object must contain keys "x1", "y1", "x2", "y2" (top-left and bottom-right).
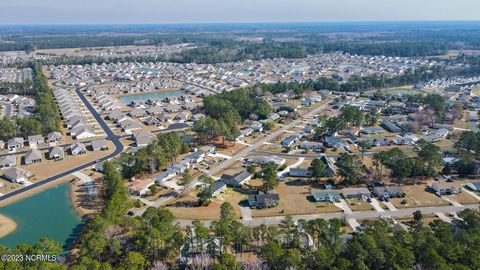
[{"x1": 0, "y1": 184, "x2": 83, "y2": 250}]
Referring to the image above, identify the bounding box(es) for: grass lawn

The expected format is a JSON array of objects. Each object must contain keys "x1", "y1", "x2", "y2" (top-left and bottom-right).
[
  {"x1": 346, "y1": 199, "x2": 375, "y2": 212},
  {"x1": 250, "y1": 182, "x2": 342, "y2": 218},
  {"x1": 444, "y1": 192, "x2": 479, "y2": 205},
  {"x1": 166, "y1": 188, "x2": 245, "y2": 220},
  {"x1": 391, "y1": 185, "x2": 449, "y2": 209}
]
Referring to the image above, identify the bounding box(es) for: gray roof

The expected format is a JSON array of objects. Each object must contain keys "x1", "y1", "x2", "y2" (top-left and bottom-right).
[
  {"x1": 91, "y1": 139, "x2": 108, "y2": 150},
  {"x1": 24, "y1": 149, "x2": 42, "y2": 163}
]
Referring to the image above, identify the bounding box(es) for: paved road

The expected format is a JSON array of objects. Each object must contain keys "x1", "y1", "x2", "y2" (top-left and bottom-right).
[
  {"x1": 0, "y1": 89, "x2": 124, "y2": 202},
  {"x1": 175, "y1": 204, "x2": 479, "y2": 228}
]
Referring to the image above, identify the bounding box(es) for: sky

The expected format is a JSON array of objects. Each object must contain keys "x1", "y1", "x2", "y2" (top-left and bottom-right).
[{"x1": 0, "y1": 0, "x2": 479, "y2": 24}]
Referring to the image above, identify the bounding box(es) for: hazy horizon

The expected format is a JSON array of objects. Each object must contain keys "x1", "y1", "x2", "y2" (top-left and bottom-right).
[{"x1": 1, "y1": 0, "x2": 479, "y2": 24}]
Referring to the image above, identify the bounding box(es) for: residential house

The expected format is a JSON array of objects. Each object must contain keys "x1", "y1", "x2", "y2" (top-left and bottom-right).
[
  {"x1": 164, "y1": 104, "x2": 181, "y2": 112},
  {"x1": 324, "y1": 136, "x2": 345, "y2": 148},
  {"x1": 220, "y1": 170, "x2": 252, "y2": 187},
  {"x1": 24, "y1": 149, "x2": 42, "y2": 165},
  {"x1": 312, "y1": 190, "x2": 341, "y2": 202},
  {"x1": 212, "y1": 181, "x2": 227, "y2": 197},
  {"x1": 0, "y1": 155, "x2": 16, "y2": 168},
  {"x1": 128, "y1": 179, "x2": 155, "y2": 196},
  {"x1": 298, "y1": 140, "x2": 322, "y2": 151},
  {"x1": 381, "y1": 120, "x2": 402, "y2": 133},
  {"x1": 7, "y1": 137, "x2": 24, "y2": 150},
  {"x1": 133, "y1": 131, "x2": 154, "y2": 147},
  {"x1": 71, "y1": 126, "x2": 96, "y2": 139},
  {"x1": 128, "y1": 108, "x2": 147, "y2": 118},
  {"x1": 248, "y1": 191, "x2": 280, "y2": 209},
  {"x1": 250, "y1": 122, "x2": 263, "y2": 132},
  {"x1": 47, "y1": 131, "x2": 63, "y2": 143},
  {"x1": 281, "y1": 134, "x2": 301, "y2": 148},
  {"x1": 3, "y1": 167, "x2": 32, "y2": 184},
  {"x1": 143, "y1": 116, "x2": 161, "y2": 126},
  {"x1": 372, "y1": 186, "x2": 406, "y2": 198},
  {"x1": 118, "y1": 118, "x2": 143, "y2": 132},
  {"x1": 69, "y1": 142, "x2": 87, "y2": 155},
  {"x1": 430, "y1": 182, "x2": 461, "y2": 196},
  {"x1": 48, "y1": 146, "x2": 65, "y2": 160},
  {"x1": 341, "y1": 188, "x2": 372, "y2": 199},
  {"x1": 246, "y1": 156, "x2": 285, "y2": 167},
  {"x1": 289, "y1": 168, "x2": 312, "y2": 177},
  {"x1": 27, "y1": 135, "x2": 44, "y2": 148},
  {"x1": 185, "y1": 150, "x2": 206, "y2": 163},
  {"x1": 91, "y1": 139, "x2": 108, "y2": 151},
  {"x1": 361, "y1": 127, "x2": 385, "y2": 135}
]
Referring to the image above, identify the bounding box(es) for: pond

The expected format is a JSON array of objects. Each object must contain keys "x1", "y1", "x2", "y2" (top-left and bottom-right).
[{"x1": 0, "y1": 184, "x2": 83, "y2": 250}]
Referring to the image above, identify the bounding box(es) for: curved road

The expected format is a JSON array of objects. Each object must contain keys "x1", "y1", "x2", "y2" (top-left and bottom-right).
[{"x1": 0, "y1": 88, "x2": 124, "y2": 202}]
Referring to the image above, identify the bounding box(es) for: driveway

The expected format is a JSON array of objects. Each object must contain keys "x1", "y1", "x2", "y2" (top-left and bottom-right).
[
  {"x1": 240, "y1": 206, "x2": 253, "y2": 221},
  {"x1": 369, "y1": 198, "x2": 386, "y2": 212}
]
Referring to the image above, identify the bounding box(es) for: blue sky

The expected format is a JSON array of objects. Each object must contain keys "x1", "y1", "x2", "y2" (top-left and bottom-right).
[{"x1": 0, "y1": 0, "x2": 479, "y2": 24}]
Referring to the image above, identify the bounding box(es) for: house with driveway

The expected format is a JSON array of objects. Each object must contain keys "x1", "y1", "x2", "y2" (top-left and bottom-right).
[
  {"x1": 91, "y1": 139, "x2": 108, "y2": 151},
  {"x1": 373, "y1": 186, "x2": 406, "y2": 199},
  {"x1": 7, "y1": 137, "x2": 24, "y2": 151},
  {"x1": 24, "y1": 149, "x2": 42, "y2": 165},
  {"x1": 248, "y1": 191, "x2": 280, "y2": 209},
  {"x1": 220, "y1": 170, "x2": 252, "y2": 187},
  {"x1": 48, "y1": 146, "x2": 65, "y2": 161},
  {"x1": 28, "y1": 135, "x2": 44, "y2": 148},
  {"x1": 430, "y1": 182, "x2": 461, "y2": 196},
  {"x1": 312, "y1": 190, "x2": 341, "y2": 202},
  {"x1": 69, "y1": 142, "x2": 87, "y2": 155},
  {"x1": 0, "y1": 155, "x2": 16, "y2": 168},
  {"x1": 3, "y1": 167, "x2": 32, "y2": 184},
  {"x1": 341, "y1": 187, "x2": 372, "y2": 199}
]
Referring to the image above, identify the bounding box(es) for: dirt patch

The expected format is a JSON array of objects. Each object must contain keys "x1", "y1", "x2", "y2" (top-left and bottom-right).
[{"x1": 0, "y1": 215, "x2": 17, "y2": 238}]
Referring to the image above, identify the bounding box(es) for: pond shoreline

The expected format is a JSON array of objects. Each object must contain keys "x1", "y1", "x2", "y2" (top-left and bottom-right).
[{"x1": 0, "y1": 215, "x2": 17, "y2": 239}]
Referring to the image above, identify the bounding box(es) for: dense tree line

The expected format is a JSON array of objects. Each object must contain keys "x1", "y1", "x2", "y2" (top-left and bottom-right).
[
  {"x1": 372, "y1": 143, "x2": 444, "y2": 181},
  {"x1": 32, "y1": 63, "x2": 61, "y2": 135},
  {"x1": 118, "y1": 131, "x2": 189, "y2": 179},
  {"x1": 194, "y1": 88, "x2": 271, "y2": 145}
]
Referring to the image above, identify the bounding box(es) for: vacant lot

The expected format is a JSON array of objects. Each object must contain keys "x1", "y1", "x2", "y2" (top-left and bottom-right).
[
  {"x1": 391, "y1": 185, "x2": 449, "y2": 209},
  {"x1": 346, "y1": 199, "x2": 375, "y2": 212},
  {"x1": 444, "y1": 192, "x2": 479, "y2": 205},
  {"x1": 251, "y1": 182, "x2": 341, "y2": 218},
  {"x1": 166, "y1": 188, "x2": 245, "y2": 220}
]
